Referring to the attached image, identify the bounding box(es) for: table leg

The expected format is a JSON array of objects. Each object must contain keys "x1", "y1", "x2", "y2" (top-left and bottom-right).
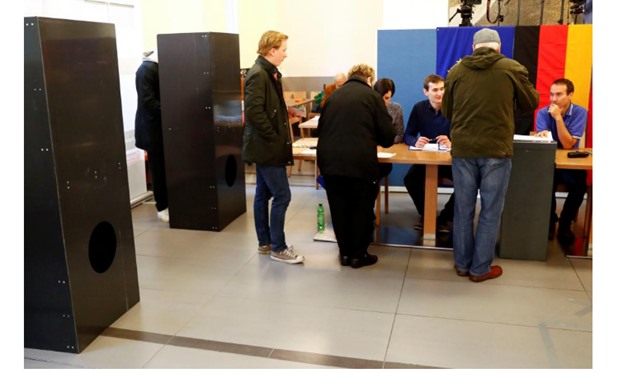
[
  {"x1": 583, "y1": 185, "x2": 592, "y2": 256},
  {"x1": 314, "y1": 158, "x2": 319, "y2": 190},
  {"x1": 423, "y1": 165, "x2": 438, "y2": 242}
]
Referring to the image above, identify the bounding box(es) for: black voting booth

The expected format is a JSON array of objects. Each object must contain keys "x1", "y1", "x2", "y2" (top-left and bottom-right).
[
  {"x1": 24, "y1": 17, "x2": 140, "y2": 353},
  {"x1": 157, "y1": 32, "x2": 246, "y2": 231},
  {"x1": 498, "y1": 140, "x2": 557, "y2": 261}
]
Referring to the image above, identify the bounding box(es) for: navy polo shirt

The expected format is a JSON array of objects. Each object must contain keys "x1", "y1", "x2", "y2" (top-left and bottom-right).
[{"x1": 403, "y1": 100, "x2": 451, "y2": 146}]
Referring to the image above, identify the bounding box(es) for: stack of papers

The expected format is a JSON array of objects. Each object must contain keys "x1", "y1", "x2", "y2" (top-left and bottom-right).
[
  {"x1": 514, "y1": 132, "x2": 553, "y2": 142},
  {"x1": 409, "y1": 144, "x2": 450, "y2": 152},
  {"x1": 377, "y1": 152, "x2": 396, "y2": 158}
]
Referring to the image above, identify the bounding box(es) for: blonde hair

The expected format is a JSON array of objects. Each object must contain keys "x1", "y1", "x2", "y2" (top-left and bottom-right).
[
  {"x1": 257, "y1": 30, "x2": 288, "y2": 56},
  {"x1": 347, "y1": 64, "x2": 375, "y2": 82}
]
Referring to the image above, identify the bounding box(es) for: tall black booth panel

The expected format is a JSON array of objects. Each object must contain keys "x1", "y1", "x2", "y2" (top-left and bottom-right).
[
  {"x1": 24, "y1": 17, "x2": 140, "y2": 353},
  {"x1": 158, "y1": 32, "x2": 246, "y2": 231},
  {"x1": 498, "y1": 141, "x2": 557, "y2": 261}
]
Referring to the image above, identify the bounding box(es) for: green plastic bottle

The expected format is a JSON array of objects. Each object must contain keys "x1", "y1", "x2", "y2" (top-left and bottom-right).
[{"x1": 317, "y1": 203, "x2": 325, "y2": 231}]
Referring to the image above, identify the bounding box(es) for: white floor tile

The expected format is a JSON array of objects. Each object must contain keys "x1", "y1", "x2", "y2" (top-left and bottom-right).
[
  {"x1": 398, "y1": 277, "x2": 592, "y2": 331},
  {"x1": 179, "y1": 296, "x2": 395, "y2": 361},
  {"x1": 386, "y1": 314, "x2": 591, "y2": 368}
]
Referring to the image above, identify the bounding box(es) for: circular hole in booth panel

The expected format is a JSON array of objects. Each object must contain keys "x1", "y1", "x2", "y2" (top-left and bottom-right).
[
  {"x1": 225, "y1": 155, "x2": 237, "y2": 187},
  {"x1": 88, "y1": 221, "x2": 117, "y2": 273}
]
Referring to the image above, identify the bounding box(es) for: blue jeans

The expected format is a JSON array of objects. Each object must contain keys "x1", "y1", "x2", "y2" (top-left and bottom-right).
[
  {"x1": 452, "y1": 158, "x2": 511, "y2": 276},
  {"x1": 254, "y1": 165, "x2": 291, "y2": 252}
]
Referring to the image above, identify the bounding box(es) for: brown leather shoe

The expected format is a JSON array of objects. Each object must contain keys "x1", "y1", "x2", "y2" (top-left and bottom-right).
[
  {"x1": 469, "y1": 265, "x2": 503, "y2": 282},
  {"x1": 454, "y1": 265, "x2": 469, "y2": 277}
]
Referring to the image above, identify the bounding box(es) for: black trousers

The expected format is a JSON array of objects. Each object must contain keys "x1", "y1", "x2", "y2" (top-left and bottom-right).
[
  {"x1": 324, "y1": 175, "x2": 379, "y2": 260},
  {"x1": 403, "y1": 164, "x2": 455, "y2": 222},
  {"x1": 147, "y1": 148, "x2": 169, "y2": 212},
  {"x1": 552, "y1": 168, "x2": 587, "y2": 226}
]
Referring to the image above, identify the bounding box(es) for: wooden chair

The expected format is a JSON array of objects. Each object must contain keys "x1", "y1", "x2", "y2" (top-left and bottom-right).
[
  {"x1": 284, "y1": 91, "x2": 307, "y2": 101},
  {"x1": 284, "y1": 91, "x2": 307, "y2": 113},
  {"x1": 308, "y1": 90, "x2": 321, "y2": 120}
]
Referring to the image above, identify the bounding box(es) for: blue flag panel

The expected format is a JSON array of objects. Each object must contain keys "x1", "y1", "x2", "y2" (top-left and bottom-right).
[{"x1": 436, "y1": 26, "x2": 515, "y2": 78}]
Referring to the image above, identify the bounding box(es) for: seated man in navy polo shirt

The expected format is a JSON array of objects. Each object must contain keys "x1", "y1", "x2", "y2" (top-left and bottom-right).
[
  {"x1": 403, "y1": 74, "x2": 454, "y2": 233},
  {"x1": 535, "y1": 78, "x2": 588, "y2": 245}
]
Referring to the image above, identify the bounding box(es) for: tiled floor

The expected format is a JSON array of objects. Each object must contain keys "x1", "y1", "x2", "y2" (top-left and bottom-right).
[{"x1": 24, "y1": 164, "x2": 593, "y2": 369}]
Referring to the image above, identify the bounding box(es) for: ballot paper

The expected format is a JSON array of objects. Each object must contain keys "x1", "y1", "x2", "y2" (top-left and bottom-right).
[
  {"x1": 409, "y1": 143, "x2": 450, "y2": 152},
  {"x1": 514, "y1": 132, "x2": 553, "y2": 142},
  {"x1": 377, "y1": 152, "x2": 396, "y2": 158}
]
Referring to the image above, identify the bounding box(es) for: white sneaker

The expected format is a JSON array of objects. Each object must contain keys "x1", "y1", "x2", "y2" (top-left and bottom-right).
[
  {"x1": 270, "y1": 246, "x2": 304, "y2": 264},
  {"x1": 157, "y1": 208, "x2": 170, "y2": 223}
]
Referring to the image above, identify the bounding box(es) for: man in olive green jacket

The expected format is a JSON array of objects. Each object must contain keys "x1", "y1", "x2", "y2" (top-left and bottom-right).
[
  {"x1": 243, "y1": 30, "x2": 304, "y2": 264},
  {"x1": 442, "y1": 28, "x2": 539, "y2": 282}
]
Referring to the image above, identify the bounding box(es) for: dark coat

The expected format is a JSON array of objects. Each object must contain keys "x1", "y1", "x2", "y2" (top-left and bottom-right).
[
  {"x1": 317, "y1": 76, "x2": 395, "y2": 182},
  {"x1": 134, "y1": 60, "x2": 162, "y2": 152},
  {"x1": 242, "y1": 56, "x2": 293, "y2": 167},
  {"x1": 442, "y1": 47, "x2": 539, "y2": 158}
]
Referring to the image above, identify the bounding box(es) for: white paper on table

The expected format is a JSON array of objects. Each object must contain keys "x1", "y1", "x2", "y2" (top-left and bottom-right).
[
  {"x1": 377, "y1": 152, "x2": 396, "y2": 158},
  {"x1": 514, "y1": 132, "x2": 553, "y2": 142},
  {"x1": 409, "y1": 144, "x2": 450, "y2": 152}
]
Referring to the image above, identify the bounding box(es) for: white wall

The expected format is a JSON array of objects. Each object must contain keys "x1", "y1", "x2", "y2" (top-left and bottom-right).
[
  {"x1": 383, "y1": 0, "x2": 449, "y2": 30},
  {"x1": 139, "y1": 0, "x2": 238, "y2": 50},
  {"x1": 236, "y1": 0, "x2": 448, "y2": 76},
  {"x1": 136, "y1": 0, "x2": 450, "y2": 76},
  {"x1": 238, "y1": 0, "x2": 384, "y2": 76}
]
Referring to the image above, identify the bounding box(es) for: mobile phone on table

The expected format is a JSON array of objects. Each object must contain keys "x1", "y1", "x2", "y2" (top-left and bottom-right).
[{"x1": 567, "y1": 151, "x2": 590, "y2": 158}]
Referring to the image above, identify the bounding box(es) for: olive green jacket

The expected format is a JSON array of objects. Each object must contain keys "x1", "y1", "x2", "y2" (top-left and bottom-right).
[
  {"x1": 242, "y1": 56, "x2": 293, "y2": 167},
  {"x1": 442, "y1": 47, "x2": 539, "y2": 158}
]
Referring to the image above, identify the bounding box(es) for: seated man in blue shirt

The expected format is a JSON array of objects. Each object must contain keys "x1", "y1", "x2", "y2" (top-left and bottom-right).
[
  {"x1": 403, "y1": 74, "x2": 454, "y2": 233},
  {"x1": 535, "y1": 78, "x2": 588, "y2": 244}
]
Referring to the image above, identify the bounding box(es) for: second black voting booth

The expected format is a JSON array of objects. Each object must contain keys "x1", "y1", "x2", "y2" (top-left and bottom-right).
[{"x1": 157, "y1": 32, "x2": 246, "y2": 231}]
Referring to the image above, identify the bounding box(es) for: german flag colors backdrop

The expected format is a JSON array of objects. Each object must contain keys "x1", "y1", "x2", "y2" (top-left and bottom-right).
[
  {"x1": 435, "y1": 25, "x2": 592, "y2": 147},
  {"x1": 377, "y1": 25, "x2": 592, "y2": 186}
]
